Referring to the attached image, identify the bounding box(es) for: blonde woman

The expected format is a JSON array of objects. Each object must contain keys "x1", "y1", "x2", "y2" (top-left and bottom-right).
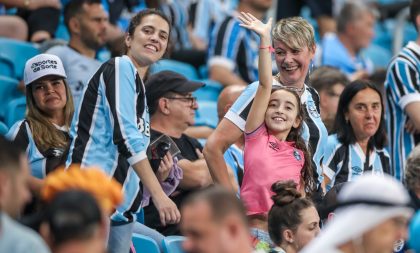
[{"x1": 7, "y1": 53, "x2": 74, "y2": 194}]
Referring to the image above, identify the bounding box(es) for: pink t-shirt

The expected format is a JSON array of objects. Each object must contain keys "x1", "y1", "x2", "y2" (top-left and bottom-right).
[{"x1": 240, "y1": 124, "x2": 304, "y2": 216}]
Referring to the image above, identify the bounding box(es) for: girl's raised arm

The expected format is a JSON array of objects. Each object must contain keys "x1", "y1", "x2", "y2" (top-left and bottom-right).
[{"x1": 238, "y1": 12, "x2": 273, "y2": 133}]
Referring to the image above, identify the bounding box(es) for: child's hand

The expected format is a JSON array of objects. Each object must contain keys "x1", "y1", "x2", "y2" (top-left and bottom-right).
[{"x1": 238, "y1": 12, "x2": 272, "y2": 38}]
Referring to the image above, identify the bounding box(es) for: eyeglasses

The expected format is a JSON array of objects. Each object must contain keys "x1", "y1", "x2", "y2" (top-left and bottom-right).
[{"x1": 164, "y1": 96, "x2": 197, "y2": 107}]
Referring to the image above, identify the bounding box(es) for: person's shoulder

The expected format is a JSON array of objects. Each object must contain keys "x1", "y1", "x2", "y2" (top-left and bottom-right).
[
  {"x1": 0, "y1": 214, "x2": 51, "y2": 253},
  {"x1": 46, "y1": 44, "x2": 69, "y2": 55},
  {"x1": 327, "y1": 134, "x2": 342, "y2": 147}
]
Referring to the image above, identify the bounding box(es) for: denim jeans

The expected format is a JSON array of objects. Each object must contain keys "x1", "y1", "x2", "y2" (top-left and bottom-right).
[{"x1": 107, "y1": 221, "x2": 134, "y2": 253}]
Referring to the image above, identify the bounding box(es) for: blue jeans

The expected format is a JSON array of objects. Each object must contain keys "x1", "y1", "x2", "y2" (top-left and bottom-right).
[
  {"x1": 107, "y1": 221, "x2": 134, "y2": 253},
  {"x1": 133, "y1": 222, "x2": 165, "y2": 252}
]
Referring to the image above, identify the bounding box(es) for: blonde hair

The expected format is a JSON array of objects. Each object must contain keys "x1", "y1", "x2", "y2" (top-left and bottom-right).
[
  {"x1": 272, "y1": 17, "x2": 315, "y2": 52},
  {"x1": 26, "y1": 79, "x2": 74, "y2": 152}
]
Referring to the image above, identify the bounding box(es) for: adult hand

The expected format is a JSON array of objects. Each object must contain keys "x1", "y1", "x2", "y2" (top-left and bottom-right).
[
  {"x1": 238, "y1": 12, "x2": 272, "y2": 39},
  {"x1": 27, "y1": 0, "x2": 61, "y2": 10},
  {"x1": 195, "y1": 148, "x2": 204, "y2": 159},
  {"x1": 156, "y1": 153, "x2": 173, "y2": 182},
  {"x1": 152, "y1": 193, "x2": 181, "y2": 226}
]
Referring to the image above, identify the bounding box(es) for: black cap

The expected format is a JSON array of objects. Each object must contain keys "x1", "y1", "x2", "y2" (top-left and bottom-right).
[{"x1": 145, "y1": 70, "x2": 205, "y2": 106}]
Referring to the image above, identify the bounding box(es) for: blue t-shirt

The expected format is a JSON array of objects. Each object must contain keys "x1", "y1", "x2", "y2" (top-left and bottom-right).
[{"x1": 319, "y1": 33, "x2": 374, "y2": 76}]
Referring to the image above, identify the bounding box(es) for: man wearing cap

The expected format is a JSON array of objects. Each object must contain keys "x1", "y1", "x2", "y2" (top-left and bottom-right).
[
  {"x1": 301, "y1": 174, "x2": 413, "y2": 253},
  {"x1": 143, "y1": 70, "x2": 213, "y2": 235}
]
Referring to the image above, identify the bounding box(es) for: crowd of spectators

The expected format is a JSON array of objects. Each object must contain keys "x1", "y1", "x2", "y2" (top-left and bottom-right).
[{"x1": 0, "y1": 0, "x2": 420, "y2": 253}]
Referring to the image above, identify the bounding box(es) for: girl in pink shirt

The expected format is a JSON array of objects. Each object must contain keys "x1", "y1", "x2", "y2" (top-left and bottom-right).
[{"x1": 238, "y1": 12, "x2": 315, "y2": 246}]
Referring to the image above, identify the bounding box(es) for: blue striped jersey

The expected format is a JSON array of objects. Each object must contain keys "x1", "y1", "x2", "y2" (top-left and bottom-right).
[
  {"x1": 323, "y1": 134, "x2": 391, "y2": 189},
  {"x1": 160, "y1": 0, "x2": 192, "y2": 50},
  {"x1": 66, "y1": 56, "x2": 150, "y2": 222},
  {"x1": 189, "y1": 0, "x2": 233, "y2": 46},
  {"x1": 224, "y1": 144, "x2": 244, "y2": 187},
  {"x1": 225, "y1": 80, "x2": 328, "y2": 185},
  {"x1": 208, "y1": 13, "x2": 260, "y2": 84},
  {"x1": 385, "y1": 41, "x2": 420, "y2": 180},
  {"x1": 7, "y1": 120, "x2": 69, "y2": 179}
]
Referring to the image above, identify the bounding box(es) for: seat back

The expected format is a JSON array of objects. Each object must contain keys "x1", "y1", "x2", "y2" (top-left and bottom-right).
[
  {"x1": 0, "y1": 38, "x2": 39, "y2": 80},
  {"x1": 0, "y1": 121, "x2": 8, "y2": 136},
  {"x1": 0, "y1": 75, "x2": 23, "y2": 120},
  {"x1": 5, "y1": 97, "x2": 26, "y2": 128},
  {"x1": 162, "y1": 236, "x2": 186, "y2": 253},
  {"x1": 151, "y1": 59, "x2": 199, "y2": 80},
  {"x1": 132, "y1": 233, "x2": 160, "y2": 253},
  {"x1": 195, "y1": 101, "x2": 218, "y2": 129}
]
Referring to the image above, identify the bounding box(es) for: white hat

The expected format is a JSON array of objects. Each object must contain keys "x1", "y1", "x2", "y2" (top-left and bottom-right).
[
  {"x1": 24, "y1": 54, "x2": 67, "y2": 86},
  {"x1": 301, "y1": 174, "x2": 414, "y2": 253}
]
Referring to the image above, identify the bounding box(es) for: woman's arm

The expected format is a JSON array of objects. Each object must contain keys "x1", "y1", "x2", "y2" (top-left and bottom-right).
[{"x1": 238, "y1": 12, "x2": 273, "y2": 133}]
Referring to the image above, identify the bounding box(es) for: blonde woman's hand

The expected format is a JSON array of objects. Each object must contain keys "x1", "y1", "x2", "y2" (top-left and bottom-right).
[{"x1": 238, "y1": 12, "x2": 272, "y2": 38}]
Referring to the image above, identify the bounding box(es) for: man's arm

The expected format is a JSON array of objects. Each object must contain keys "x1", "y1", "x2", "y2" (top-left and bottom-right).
[
  {"x1": 178, "y1": 159, "x2": 212, "y2": 189},
  {"x1": 209, "y1": 65, "x2": 248, "y2": 87},
  {"x1": 203, "y1": 118, "x2": 243, "y2": 190},
  {"x1": 404, "y1": 102, "x2": 420, "y2": 130}
]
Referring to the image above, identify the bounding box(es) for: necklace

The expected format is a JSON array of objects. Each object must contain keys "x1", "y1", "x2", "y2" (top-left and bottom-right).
[{"x1": 275, "y1": 73, "x2": 305, "y2": 93}]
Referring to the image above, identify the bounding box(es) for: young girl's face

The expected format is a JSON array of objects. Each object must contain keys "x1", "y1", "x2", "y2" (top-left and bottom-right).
[{"x1": 264, "y1": 89, "x2": 301, "y2": 138}]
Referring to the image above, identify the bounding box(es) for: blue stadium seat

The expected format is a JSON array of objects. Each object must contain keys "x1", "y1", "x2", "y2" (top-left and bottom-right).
[
  {"x1": 5, "y1": 97, "x2": 26, "y2": 128},
  {"x1": 151, "y1": 59, "x2": 199, "y2": 80},
  {"x1": 362, "y1": 44, "x2": 392, "y2": 69},
  {"x1": 198, "y1": 65, "x2": 208, "y2": 79},
  {"x1": 0, "y1": 75, "x2": 23, "y2": 120},
  {"x1": 162, "y1": 236, "x2": 186, "y2": 253},
  {"x1": 0, "y1": 38, "x2": 39, "y2": 80},
  {"x1": 0, "y1": 121, "x2": 8, "y2": 136},
  {"x1": 132, "y1": 233, "x2": 160, "y2": 253},
  {"x1": 193, "y1": 79, "x2": 223, "y2": 103},
  {"x1": 195, "y1": 101, "x2": 218, "y2": 129},
  {"x1": 0, "y1": 54, "x2": 15, "y2": 77}
]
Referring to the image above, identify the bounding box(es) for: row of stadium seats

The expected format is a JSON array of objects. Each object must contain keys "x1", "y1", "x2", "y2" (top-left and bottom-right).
[{"x1": 132, "y1": 234, "x2": 185, "y2": 253}]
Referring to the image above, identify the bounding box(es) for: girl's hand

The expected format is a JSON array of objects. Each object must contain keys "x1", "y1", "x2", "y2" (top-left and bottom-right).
[
  {"x1": 157, "y1": 152, "x2": 173, "y2": 182},
  {"x1": 238, "y1": 12, "x2": 272, "y2": 38}
]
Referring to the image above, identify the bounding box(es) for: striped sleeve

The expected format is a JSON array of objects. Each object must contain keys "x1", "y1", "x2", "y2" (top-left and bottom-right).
[
  {"x1": 224, "y1": 81, "x2": 259, "y2": 130},
  {"x1": 208, "y1": 16, "x2": 244, "y2": 70},
  {"x1": 323, "y1": 135, "x2": 344, "y2": 180},
  {"x1": 103, "y1": 57, "x2": 148, "y2": 166},
  {"x1": 388, "y1": 56, "x2": 420, "y2": 110}
]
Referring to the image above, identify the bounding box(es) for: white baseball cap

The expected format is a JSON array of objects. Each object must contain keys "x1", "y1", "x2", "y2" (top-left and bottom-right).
[
  {"x1": 24, "y1": 54, "x2": 67, "y2": 86},
  {"x1": 301, "y1": 174, "x2": 414, "y2": 253}
]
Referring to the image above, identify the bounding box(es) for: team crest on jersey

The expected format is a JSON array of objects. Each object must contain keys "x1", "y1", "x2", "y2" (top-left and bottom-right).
[
  {"x1": 293, "y1": 149, "x2": 302, "y2": 161},
  {"x1": 306, "y1": 101, "x2": 320, "y2": 118},
  {"x1": 393, "y1": 239, "x2": 404, "y2": 252},
  {"x1": 351, "y1": 166, "x2": 363, "y2": 176}
]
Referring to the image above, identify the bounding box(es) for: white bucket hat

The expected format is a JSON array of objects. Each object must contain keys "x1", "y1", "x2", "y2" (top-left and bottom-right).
[
  {"x1": 24, "y1": 54, "x2": 67, "y2": 86},
  {"x1": 301, "y1": 174, "x2": 414, "y2": 253}
]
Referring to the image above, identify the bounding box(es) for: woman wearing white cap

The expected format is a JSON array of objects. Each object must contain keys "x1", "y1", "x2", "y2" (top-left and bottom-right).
[
  {"x1": 301, "y1": 174, "x2": 414, "y2": 253},
  {"x1": 6, "y1": 53, "x2": 74, "y2": 194}
]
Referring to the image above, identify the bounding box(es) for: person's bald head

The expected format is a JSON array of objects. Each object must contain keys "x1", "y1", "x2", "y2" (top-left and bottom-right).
[{"x1": 217, "y1": 85, "x2": 246, "y2": 121}]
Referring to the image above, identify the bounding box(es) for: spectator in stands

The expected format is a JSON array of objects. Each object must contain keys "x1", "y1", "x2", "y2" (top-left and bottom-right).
[
  {"x1": 310, "y1": 66, "x2": 349, "y2": 133},
  {"x1": 204, "y1": 17, "x2": 327, "y2": 199},
  {"x1": 268, "y1": 181, "x2": 320, "y2": 253},
  {"x1": 0, "y1": 3, "x2": 28, "y2": 40},
  {"x1": 217, "y1": 85, "x2": 245, "y2": 190},
  {"x1": 319, "y1": 2, "x2": 376, "y2": 80},
  {"x1": 323, "y1": 80, "x2": 390, "y2": 189},
  {"x1": 181, "y1": 186, "x2": 254, "y2": 253},
  {"x1": 0, "y1": 136, "x2": 50, "y2": 253},
  {"x1": 385, "y1": 0, "x2": 420, "y2": 181},
  {"x1": 144, "y1": 70, "x2": 214, "y2": 235},
  {"x1": 0, "y1": 0, "x2": 61, "y2": 42},
  {"x1": 405, "y1": 145, "x2": 420, "y2": 210},
  {"x1": 207, "y1": 0, "x2": 272, "y2": 86},
  {"x1": 275, "y1": 0, "x2": 336, "y2": 37},
  {"x1": 65, "y1": 9, "x2": 180, "y2": 253},
  {"x1": 301, "y1": 174, "x2": 413, "y2": 253},
  {"x1": 39, "y1": 190, "x2": 106, "y2": 253},
  {"x1": 6, "y1": 54, "x2": 74, "y2": 197},
  {"x1": 47, "y1": 0, "x2": 108, "y2": 107}
]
